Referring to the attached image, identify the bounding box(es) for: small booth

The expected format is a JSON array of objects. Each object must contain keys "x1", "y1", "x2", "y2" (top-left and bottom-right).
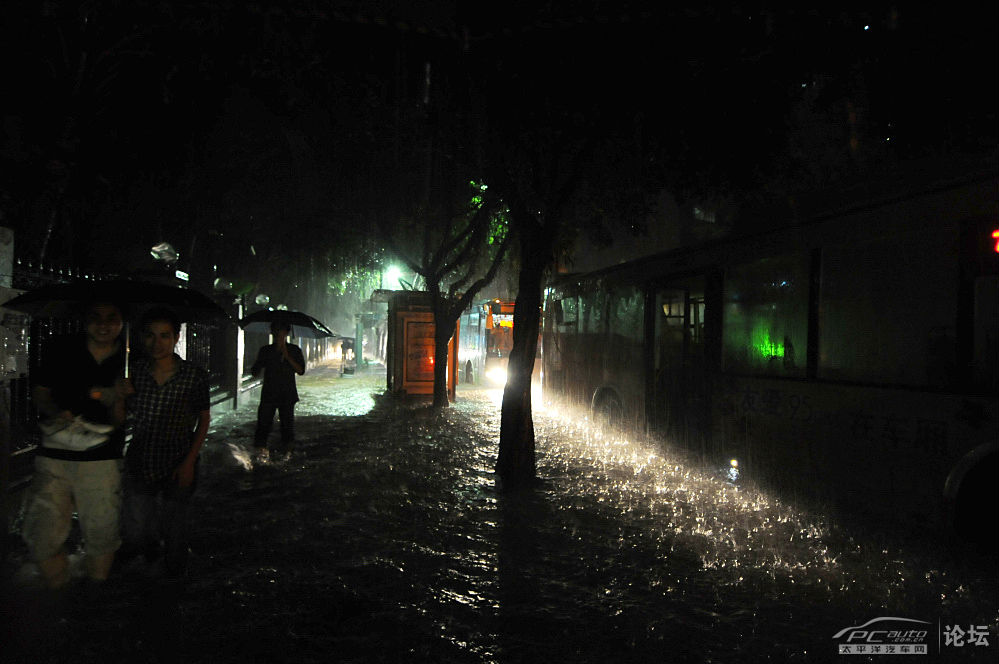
[{"x1": 371, "y1": 290, "x2": 457, "y2": 399}]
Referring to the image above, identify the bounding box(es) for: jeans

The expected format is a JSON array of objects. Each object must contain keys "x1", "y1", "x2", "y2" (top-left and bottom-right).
[
  {"x1": 122, "y1": 467, "x2": 196, "y2": 575},
  {"x1": 254, "y1": 401, "x2": 296, "y2": 450}
]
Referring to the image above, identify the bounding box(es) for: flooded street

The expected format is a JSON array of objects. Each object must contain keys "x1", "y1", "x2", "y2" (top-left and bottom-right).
[{"x1": 3, "y1": 363, "x2": 997, "y2": 663}]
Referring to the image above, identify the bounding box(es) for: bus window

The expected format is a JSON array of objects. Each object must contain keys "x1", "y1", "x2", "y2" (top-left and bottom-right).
[
  {"x1": 819, "y1": 224, "x2": 957, "y2": 388},
  {"x1": 558, "y1": 296, "x2": 578, "y2": 329},
  {"x1": 723, "y1": 253, "x2": 809, "y2": 378},
  {"x1": 608, "y1": 286, "x2": 643, "y2": 342},
  {"x1": 580, "y1": 290, "x2": 605, "y2": 335}
]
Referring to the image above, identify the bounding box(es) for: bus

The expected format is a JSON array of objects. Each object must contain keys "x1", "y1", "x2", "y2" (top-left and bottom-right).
[
  {"x1": 541, "y1": 166, "x2": 998, "y2": 540},
  {"x1": 458, "y1": 299, "x2": 514, "y2": 386}
]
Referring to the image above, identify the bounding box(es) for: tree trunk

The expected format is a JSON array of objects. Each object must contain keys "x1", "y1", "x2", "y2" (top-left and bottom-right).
[
  {"x1": 430, "y1": 286, "x2": 451, "y2": 409},
  {"x1": 496, "y1": 241, "x2": 546, "y2": 489},
  {"x1": 432, "y1": 322, "x2": 451, "y2": 409}
]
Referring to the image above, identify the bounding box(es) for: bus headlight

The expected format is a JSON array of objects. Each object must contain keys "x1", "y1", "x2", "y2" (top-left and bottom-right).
[{"x1": 486, "y1": 367, "x2": 508, "y2": 385}]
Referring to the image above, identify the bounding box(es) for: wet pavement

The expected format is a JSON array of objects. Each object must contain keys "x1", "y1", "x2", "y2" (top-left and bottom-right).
[{"x1": 2, "y1": 362, "x2": 997, "y2": 663}]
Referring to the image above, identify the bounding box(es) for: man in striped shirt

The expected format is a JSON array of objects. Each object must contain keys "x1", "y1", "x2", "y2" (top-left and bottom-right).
[{"x1": 122, "y1": 307, "x2": 210, "y2": 578}]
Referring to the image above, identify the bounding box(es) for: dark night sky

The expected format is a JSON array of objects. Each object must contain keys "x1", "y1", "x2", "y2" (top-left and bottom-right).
[{"x1": 1, "y1": 2, "x2": 996, "y2": 293}]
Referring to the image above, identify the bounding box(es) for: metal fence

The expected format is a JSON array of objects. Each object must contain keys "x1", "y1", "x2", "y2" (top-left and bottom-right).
[
  {"x1": 1, "y1": 263, "x2": 91, "y2": 491},
  {"x1": 186, "y1": 322, "x2": 226, "y2": 394}
]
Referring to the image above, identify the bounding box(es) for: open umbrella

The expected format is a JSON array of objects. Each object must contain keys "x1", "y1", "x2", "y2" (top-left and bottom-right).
[
  {"x1": 239, "y1": 309, "x2": 335, "y2": 339},
  {"x1": 1, "y1": 278, "x2": 233, "y2": 324},
  {"x1": 2, "y1": 277, "x2": 235, "y2": 375}
]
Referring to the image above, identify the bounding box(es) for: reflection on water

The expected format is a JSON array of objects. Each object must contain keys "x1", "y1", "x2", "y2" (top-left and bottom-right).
[{"x1": 3, "y1": 367, "x2": 996, "y2": 663}]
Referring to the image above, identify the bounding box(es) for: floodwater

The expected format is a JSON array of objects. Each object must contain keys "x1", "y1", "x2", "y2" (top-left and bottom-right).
[{"x1": 2, "y1": 363, "x2": 996, "y2": 663}]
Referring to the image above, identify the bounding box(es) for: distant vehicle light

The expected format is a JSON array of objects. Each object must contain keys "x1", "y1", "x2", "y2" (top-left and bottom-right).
[{"x1": 486, "y1": 367, "x2": 507, "y2": 385}]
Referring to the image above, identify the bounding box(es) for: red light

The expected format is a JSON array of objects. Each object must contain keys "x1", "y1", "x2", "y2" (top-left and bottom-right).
[{"x1": 993, "y1": 229, "x2": 999, "y2": 253}]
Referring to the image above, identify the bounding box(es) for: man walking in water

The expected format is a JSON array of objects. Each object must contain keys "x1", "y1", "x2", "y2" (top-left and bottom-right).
[
  {"x1": 251, "y1": 320, "x2": 305, "y2": 461},
  {"x1": 122, "y1": 307, "x2": 210, "y2": 579},
  {"x1": 22, "y1": 301, "x2": 128, "y2": 587}
]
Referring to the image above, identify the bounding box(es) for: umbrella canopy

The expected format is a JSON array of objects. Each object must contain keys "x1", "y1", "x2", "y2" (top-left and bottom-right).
[
  {"x1": 2, "y1": 278, "x2": 235, "y2": 378},
  {"x1": 1, "y1": 278, "x2": 233, "y2": 324},
  {"x1": 239, "y1": 309, "x2": 335, "y2": 339}
]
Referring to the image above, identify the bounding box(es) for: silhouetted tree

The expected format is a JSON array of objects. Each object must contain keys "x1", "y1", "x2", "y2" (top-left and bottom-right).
[{"x1": 383, "y1": 182, "x2": 511, "y2": 407}]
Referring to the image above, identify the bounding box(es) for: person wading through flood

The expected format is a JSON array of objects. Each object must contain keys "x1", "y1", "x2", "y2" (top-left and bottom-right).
[
  {"x1": 21, "y1": 301, "x2": 129, "y2": 588},
  {"x1": 251, "y1": 320, "x2": 305, "y2": 462},
  {"x1": 119, "y1": 307, "x2": 210, "y2": 579}
]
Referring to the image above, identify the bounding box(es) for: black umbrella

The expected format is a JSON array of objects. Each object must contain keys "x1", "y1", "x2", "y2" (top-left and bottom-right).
[
  {"x1": 239, "y1": 309, "x2": 335, "y2": 339},
  {"x1": 1, "y1": 278, "x2": 233, "y2": 324},
  {"x1": 2, "y1": 278, "x2": 235, "y2": 376}
]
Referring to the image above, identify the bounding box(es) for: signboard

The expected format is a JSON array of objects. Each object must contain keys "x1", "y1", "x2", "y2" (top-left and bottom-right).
[
  {"x1": 492, "y1": 313, "x2": 514, "y2": 328},
  {"x1": 404, "y1": 320, "x2": 435, "y2": 383}
]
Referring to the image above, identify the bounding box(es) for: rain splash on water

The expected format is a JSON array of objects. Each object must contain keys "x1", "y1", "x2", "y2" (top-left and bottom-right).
[{"x1": 3, "y1": 366, "x2": 996, "y2": 663}]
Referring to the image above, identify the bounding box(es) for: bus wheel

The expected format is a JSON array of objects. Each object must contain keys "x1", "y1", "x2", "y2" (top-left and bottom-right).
[{"x1": 592, "y1": 391, "x2": 623, "y2": 430}]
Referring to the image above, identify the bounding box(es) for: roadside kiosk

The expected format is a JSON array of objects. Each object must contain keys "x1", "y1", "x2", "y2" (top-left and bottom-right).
[{"x1": 371, "y1": 290, "x2": 458, "y2": 399}]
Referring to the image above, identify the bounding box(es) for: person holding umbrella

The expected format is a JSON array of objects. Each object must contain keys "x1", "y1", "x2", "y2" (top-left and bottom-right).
[
  {"x1": 250, "y1": 319, "x2": 306, "y2": 461},
  {"x1": 20, "y1": 300, "x2": 129, "y2": 588},
  {"x1": 5, "y1": 278, "x2": 231, "y2": 580}
]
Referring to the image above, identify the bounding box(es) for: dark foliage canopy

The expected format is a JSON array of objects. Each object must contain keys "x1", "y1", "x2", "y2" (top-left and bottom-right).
[{"x1": 1, "y1": 1, "x2": 995, "y2": 291}]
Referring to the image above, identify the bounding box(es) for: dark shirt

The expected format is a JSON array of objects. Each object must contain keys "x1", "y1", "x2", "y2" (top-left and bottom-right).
[
  {"x1": 251, "y1": 343, "x2": 305, "y2": 405},
  {"x1": 34, "y1": 334, "x2": 126, "y2": 461},
  {"x1": 126, "y1": 355, "x2": 210, "y2": 484}
]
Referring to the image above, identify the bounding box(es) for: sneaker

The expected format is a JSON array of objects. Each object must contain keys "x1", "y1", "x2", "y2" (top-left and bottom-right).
[{"x1": 253, "y1": 448, "x2": 270, "y2": 464}]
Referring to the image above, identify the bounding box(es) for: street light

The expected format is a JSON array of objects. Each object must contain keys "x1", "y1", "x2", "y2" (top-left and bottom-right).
[{"x1": 383, "y1": 265, "x2": 402, "y2": 290}]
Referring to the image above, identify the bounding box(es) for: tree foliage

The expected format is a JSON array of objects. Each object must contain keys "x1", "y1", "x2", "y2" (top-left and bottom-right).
[{"x1": 2, "y1": 3, "x2": 993, "y2": 452}]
